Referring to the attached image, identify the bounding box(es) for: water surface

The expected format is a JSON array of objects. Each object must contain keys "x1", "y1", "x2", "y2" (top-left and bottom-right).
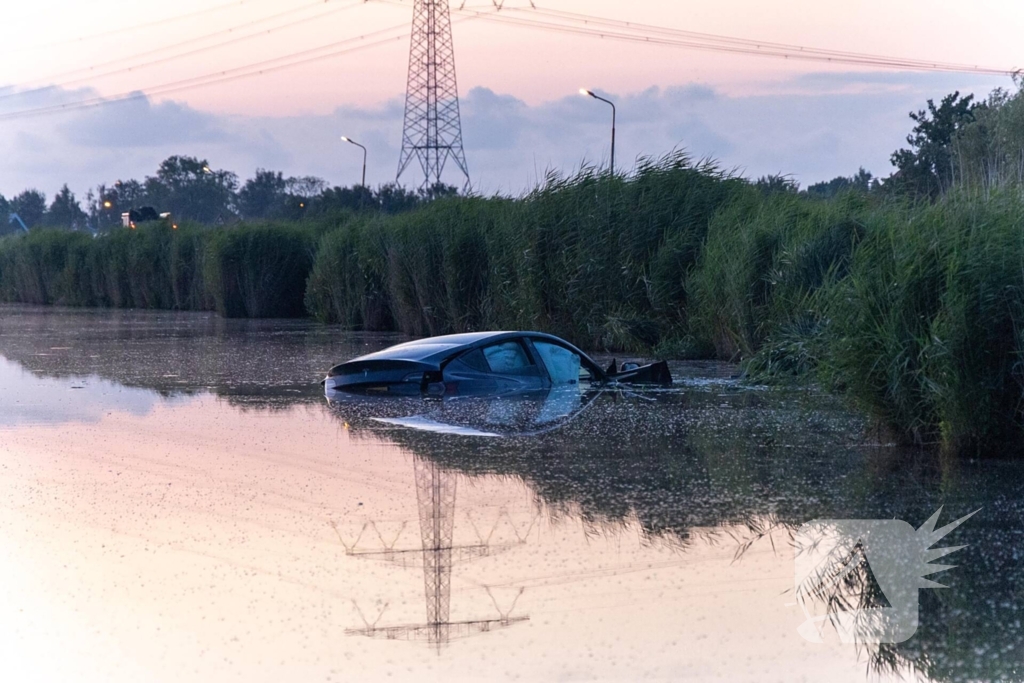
[{"x1": 1, "y1": 305, "x2": 1021, "y2": 682}]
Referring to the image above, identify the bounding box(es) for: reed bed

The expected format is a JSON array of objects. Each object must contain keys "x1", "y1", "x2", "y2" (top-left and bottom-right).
[{"x1": 2, "y1": 155, "x2": 1023, "y2": 455}]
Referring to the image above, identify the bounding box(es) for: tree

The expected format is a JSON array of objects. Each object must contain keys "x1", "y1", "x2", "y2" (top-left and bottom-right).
[
  {"x1": 0, "y1": 193, "x2": 15, "y2": 236},
  {"x1": 149, "y1": 156, "x2": 238, "y2": 223},
  {"x1": 889, "y1": 91, "x2": 978, "y2": 198},
  {"x1": 418, "y1": 182, "x2": 459, "y2": 202},
  {"x1": 375, "y1": 183, "x2": 421, "y2": 213},
  {"x1": 238, "y1": 169, "x2": 288, "y2": 219},
  {"x1": 46, "y1": 184, "x2": 87, "y2": 228},
  {"x1": 114, "y1": 179, "x2": 147, "y2": 208},
  {"x1": 316, "y1": 185, "x2": 376, "y2": 214},
  {"x1": 87, "y1": 183, "x2": 126, "y2": 230},
  {"x1": 281, "y1": 175, "x2": 327, "y2": 219},
  {"x1": 9, "y1": 190, "x2": 47, "y2": 228},
  {"x1": 286, "y1": 175, "x2": 327, "y2": 199},
  {"x1": 951, "y1": 78, "x2": 1024, "y2": 189},
  {"x1": 753, "y1": 174, "x2": 798, "y2": 196},
  {"x1": 805, "y1": 168, "x2": 873, "y2": 199}
]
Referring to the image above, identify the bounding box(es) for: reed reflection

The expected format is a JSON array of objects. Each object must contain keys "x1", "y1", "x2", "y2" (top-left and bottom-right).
[{"x1": 327, "y1": 389, "x2": 1024, "y2": 682}]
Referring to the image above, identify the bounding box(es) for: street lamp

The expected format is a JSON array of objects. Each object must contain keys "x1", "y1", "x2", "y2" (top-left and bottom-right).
[
  {"x1": 341, "y1": 136, "x2": 368, "y2": 187},
  {"x1": 580, "y1": 88, "x2": 616, "y2": 176}
]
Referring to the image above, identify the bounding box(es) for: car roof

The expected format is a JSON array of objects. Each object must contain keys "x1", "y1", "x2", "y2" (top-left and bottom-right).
[{"x1": 346, "y1": 331, "x2": 581, "y2": 365}]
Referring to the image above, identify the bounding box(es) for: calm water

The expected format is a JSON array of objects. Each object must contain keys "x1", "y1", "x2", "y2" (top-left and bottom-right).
[{"x1": 0, "y1": 305, "x2": 1021, "y2": 683}]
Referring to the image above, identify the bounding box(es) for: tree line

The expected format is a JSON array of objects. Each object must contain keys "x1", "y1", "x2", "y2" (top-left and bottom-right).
[
  {"x1": 0, "y1": 154, "x2": 459, "y2": 235},
  {"x1": 752, "y1": 77, "x2": 1024, "y2": 200},
  {"x1": 4, "y1": 79, "x2": 1024, "y2": 236}
]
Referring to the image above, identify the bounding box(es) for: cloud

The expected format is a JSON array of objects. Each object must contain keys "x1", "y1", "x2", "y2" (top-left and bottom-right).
[
  {"x1": 0, "y1": 70, "x2": 1013, "y2": 199},
  {"x1": 65, "y1": 95, "x2": 230, "y2": 148}
]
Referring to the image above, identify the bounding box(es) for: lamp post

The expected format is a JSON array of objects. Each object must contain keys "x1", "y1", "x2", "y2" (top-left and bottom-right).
[
  {"x1": 341, "y1": 136, "x2": 368, "y2": 187},
  {"x1": 580, "y1": 88, "x2": 616, "y2": 176}
]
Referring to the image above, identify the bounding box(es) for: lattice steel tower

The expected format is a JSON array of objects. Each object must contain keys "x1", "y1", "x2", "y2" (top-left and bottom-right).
[{"x1": 397, "y1": 0, "x2": 470, "y2": 189}]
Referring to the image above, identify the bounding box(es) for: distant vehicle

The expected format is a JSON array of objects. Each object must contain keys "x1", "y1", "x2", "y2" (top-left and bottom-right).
[
  {"x1": 121, "y1": 206, "x2": 161, "y2": 228},
  {"x1": 323, "y1": 331, "x2": 672, "y2": 397}
]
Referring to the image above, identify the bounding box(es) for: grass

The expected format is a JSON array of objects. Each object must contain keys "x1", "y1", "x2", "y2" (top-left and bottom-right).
[
  {"x1": 2, "y1": 157, "x2": 1024, "y2": 456},
  {"x1": 817, "y1": 192, "x2": 1024, "y2": 454}
]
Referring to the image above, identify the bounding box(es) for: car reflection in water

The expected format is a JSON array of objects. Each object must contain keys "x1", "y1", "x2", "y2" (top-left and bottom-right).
[{"x1": 328, "y1": 385, "x2": 598, "y2": 438}]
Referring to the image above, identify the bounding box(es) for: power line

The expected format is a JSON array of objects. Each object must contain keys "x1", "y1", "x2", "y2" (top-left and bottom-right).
[
  {"x1": 0, "y1": 29, "x2": 406, "y2": 121},
  {"x1": 521, "y1": 6, "x2": 995, "y2": 72},
  {"x1": 2, "y1": 1, "x2": 1011, "y2": 124},
  {"x1": 455, "y1": 4, "x2": 1017, "y2": 77},
  {"x1": 0, "y1": 16, "x2": 487, "y2": 122},
  {"x1": 2, "y1": 0, "x2": 258, "y2": 54},
  {"x1": 0, "y1": 0, "x2": 365, "y2": 102}
]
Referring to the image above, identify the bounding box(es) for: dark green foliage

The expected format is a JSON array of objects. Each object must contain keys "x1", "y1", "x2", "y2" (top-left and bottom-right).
[
  {"x1": 0, "y1": 193, "x2": 16, "y2": 237},
  {"x1": 0, "y1": 223, "x2": 207, "y2": 309},
  {"x1": 889, "y1": 92, "x2": 978, "y2": 198},
  {"x1": 5, "y1": 155, "x2": 1024, "y2": 457},
  {"x1": 9, "y1": 190, "x2": 47, "y2": 229},
  {"x1": 305, "y1": 217, "x2": 394, "y2": 329},
  {"x1": 204, "y1": 223, "x2": 317, "y2": 318},
  {"x1": 45, "y1": 184, "x2": 87, "y2": 229},
  {"x1": 374, "y1": 183, "x2": 423, "y2": 213},
  {"x1": 818, "y1": 194, "x2": 1024, "y2": 453},
  {"x1": 146, "y1": 156, "x2": 238, "y2": 223},
  {"x1": 237, "y1": 169, "x2": 289, "y2": 220},
  {"x1": 688, "y1": 193, "x2": 864, "y2": 359},
  {"x1": 805, "y1": 168, "x2": 873, "y2": 199},
  {"x1": 753, "y1": 173, "x2": 798, "y2": 197},
  {"x1": 305, "y1": 153, "x2": 747, "y2": 350}
]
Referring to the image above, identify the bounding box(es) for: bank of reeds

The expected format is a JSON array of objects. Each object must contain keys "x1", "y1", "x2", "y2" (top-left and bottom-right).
[
  {"x1": 818, "y1": 193, "x2": 1024, "y2": 455},
  {"x1": 305, "y1": 154, "x2": 747, "y2": 349},
  {"x1": 0, "y1": 220, "x2": 324, "y2": 318},
  {"x1": 2, "y1": 155, "x2": 1024, "y2": 456}
]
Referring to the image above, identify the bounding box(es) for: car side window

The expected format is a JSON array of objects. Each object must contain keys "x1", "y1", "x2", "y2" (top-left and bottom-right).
[
  {"x1": 481, "y1": 341, "x2": 533, "y2": 373},
  {"x1": 533, "y1": 341, "x2": 584, "y2": 384},
  {"x1": 457, "y1": 348, "x2": 490, "y2": 373}
]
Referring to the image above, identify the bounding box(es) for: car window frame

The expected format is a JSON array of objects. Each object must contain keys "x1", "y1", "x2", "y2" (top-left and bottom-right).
[
  {"x1": 473, "y1": 338, "x2": 541, "y2": 376},
  {"x1": 523, "y1": 336, "x2": 600, "y2": 385}
]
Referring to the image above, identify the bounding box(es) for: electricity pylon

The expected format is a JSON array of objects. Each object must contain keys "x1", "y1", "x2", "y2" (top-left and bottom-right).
[{"x1": 396, "y1": 0, "x2": 470, "y2": 189}]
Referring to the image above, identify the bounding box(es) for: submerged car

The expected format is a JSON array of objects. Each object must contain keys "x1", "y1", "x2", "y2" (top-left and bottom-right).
[{"x1": 323, "y1": 331, "x2": 671, "y2": 397}]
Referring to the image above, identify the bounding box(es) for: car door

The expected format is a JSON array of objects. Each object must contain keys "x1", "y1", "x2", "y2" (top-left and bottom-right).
[
  {"x1": 529, "y1": 339, "x2": 597, "y2": 386},
  {"x1": 442, "y1": 338, "x2": 546, "y2": 396}
]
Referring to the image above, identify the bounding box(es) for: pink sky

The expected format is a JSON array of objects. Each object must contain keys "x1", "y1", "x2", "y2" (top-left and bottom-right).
[
  {"x1": 0, "y1": 0, "x2": 1019, "y2": 195},
  {"x1": 4, "y1": 0, "x2": 1021, "y2": 116}
]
